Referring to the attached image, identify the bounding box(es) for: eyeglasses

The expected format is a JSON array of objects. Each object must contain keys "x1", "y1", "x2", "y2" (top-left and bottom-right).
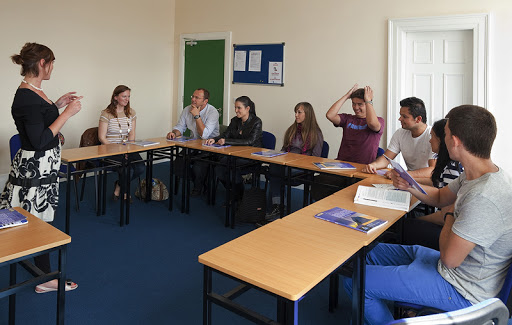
[{"x1": 191, "y1": 95, "x2": 204, "y2": 100}]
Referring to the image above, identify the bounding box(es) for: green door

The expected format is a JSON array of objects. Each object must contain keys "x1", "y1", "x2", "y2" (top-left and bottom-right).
[{"x1": 184, "y1": 39, "x2": 225, "y2": 127}]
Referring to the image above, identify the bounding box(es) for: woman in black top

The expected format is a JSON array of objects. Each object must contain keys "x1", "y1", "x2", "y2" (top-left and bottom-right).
[
  {"x1": 0, "y1": 42, "x2": 82, "y2": 293},
  {"x1": 206, "y1": 96, "x2": 262, "y2": 197}
]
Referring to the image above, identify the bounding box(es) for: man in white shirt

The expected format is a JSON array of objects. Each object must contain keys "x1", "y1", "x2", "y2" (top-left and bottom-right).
[
  {"x1": 167, "y1": 88, "x2": 220, "y2": 196},
  {"x1": 363, "y1": 97, "x2": 435, "y2": 178}
]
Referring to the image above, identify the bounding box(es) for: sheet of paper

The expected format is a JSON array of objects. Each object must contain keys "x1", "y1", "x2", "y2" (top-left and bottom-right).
[
  {"x1": 248, "y1": 50, "x2": 262, "y2": 72},
  {"x1": 268, "y1": 61, "x2": 283, "y2": 84},
  {"x1": 234, "y1": 51, "x2": 246, "y2": 71}
]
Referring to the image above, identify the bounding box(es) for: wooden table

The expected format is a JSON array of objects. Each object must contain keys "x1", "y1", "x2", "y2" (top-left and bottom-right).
[
  {"x1": 198, "y1": 175, "x2": 419, "y2": 324},
  {"x1": 61, "y1": 144, "x2": 128, "y2": 234},
  {"x1": 0, "y1": 208, "x2": 71, "y2": 325}
]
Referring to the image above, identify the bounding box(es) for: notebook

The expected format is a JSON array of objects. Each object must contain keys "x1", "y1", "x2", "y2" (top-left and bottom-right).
[
  {"x1": 0, "y1": 208, "x2": 28, "y2": 230},
  {"x1": 251, "y1": 150, "x2": 287, "y2": 158}
]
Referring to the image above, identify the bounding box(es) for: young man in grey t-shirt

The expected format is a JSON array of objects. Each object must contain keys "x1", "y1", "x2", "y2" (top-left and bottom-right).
[{"x1": 344, "y1": 105, "x2": 512, "y2": 324}]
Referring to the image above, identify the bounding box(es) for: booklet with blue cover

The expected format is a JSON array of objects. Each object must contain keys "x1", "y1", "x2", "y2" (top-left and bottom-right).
[
  {"x1": 129, "y1": 140, "x2": 160, "y2": 147},
  {"x1": 251, "y1": 150, "x2": 287, "y2": 158},
  {"x1": 166, "y1": 136, "x2": 194, "y2": 143},
  {"x1": 202, "y1": 143, "x2": 231, "y2": 149},
  {"x1": 383, "y1": 155, "x2": 427, "y2": 195},
  {"x1": 314, "y1": 207, "x2": 387, "y2": 234},
  {"x1": 0, "y1": 208, "x2": 28, "y2": 230},
  {"x1": 313, "y1": 162, "x2": 356, "y2": 170}
]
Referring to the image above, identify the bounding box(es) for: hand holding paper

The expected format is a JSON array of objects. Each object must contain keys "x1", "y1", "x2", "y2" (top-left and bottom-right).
[{"x1": 383, "y1": 155, "x2": 427, "y2": 195}]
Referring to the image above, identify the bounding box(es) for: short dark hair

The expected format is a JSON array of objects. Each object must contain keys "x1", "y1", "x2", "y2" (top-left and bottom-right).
[
  {"x1": 400, "y1": 97, "x2": 427, "y2": 124},
  {"x1": 350, "y1": 88, "x2": 365, "y2": 101},
  {"x1": 445, "y1": 105, "x2": 496, "y2": 159},
  {"x1": 11, "y1": 42, "x2": 55, "y2": 77},
  {"x1": 196, "y1": 88, "x2": 210, "y2": 100}
]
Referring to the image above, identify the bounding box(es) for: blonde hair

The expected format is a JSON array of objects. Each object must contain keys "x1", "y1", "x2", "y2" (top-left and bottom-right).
[{"x1": 282, "y1": 102, "x2": 321, "y2": 150}]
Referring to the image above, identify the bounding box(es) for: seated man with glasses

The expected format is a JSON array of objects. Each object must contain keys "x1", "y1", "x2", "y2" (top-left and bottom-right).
[{"x1": 167, "y1": 88, "x2": 220, "y2": 196}]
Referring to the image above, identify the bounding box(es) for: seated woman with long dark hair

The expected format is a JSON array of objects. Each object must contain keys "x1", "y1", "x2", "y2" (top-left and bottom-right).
[
  {"x1": 206, "y1": 95, "x2": 262, "y2": 198},
  {"x1": 266, "y1": 102, "x2": 323, "y2": 216}
]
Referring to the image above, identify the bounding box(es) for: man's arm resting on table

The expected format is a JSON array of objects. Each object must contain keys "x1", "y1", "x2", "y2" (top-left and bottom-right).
[
  {"x1": 439, "y1": 213, "x2": 476, "y2": 269},
  {"x1": 362, "y1": 149, "x2": 396, "y2": 174}
]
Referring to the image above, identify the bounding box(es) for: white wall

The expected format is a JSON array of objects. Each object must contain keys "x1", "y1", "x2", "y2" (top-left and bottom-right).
[
  {"x1": 0, "y1": 0, "x2": 175, "y2": 174},
  {"x1": 173, "y1": 0, "x2": 512, "y2": 172}
]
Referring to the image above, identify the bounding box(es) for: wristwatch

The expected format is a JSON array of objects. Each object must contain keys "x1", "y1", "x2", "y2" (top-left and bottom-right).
[
  {"x1": 193, "y1": 114, "x2": 200, "y2": 120},
  {"x1": 444, "y1": 212, "x2": 454, "y2": 222},
  {"x1": 365, "y1": 100, "x2": 373, "y2": 105}
]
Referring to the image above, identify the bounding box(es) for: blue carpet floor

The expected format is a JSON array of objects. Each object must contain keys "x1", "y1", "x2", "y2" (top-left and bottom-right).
[{"x1": 0, "y1": 162, "x2": 352, "y2": 324}]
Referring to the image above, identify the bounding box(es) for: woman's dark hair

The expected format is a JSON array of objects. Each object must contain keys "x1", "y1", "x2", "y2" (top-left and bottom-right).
[
  {"x1": 106, "y1": 85, "x2": 132, "y2": 118},
  {"x1": 431, "y1": 119, "x2": 455, "y2": 187},
  {"x1": 235, "y1": 96, "x2": 256, "y2": 116},
  {"x1": 11, "y1": 42, "x2": 55, "y2": 77}
]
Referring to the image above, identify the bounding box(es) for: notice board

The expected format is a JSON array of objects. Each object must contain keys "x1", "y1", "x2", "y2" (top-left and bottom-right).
[{"x1": 232, "y1": 43, "x2": 284, "y2": 86}]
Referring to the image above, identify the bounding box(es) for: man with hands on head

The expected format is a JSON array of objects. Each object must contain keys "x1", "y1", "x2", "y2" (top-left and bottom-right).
[
  {"x1": 312, "y1": 84, "x2": 384, "y2": 200},
  {"x1": 167, "y1": 88, "x2": 220, "y2": 196},
  {"x1": 362, "y1": 96, "x2": 435, "y2": 179},
  {"x1": 344, "y1": 105, "x2": 512, "y2": 324}
]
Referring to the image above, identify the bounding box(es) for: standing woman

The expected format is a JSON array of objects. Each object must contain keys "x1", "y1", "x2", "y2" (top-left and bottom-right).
[
  {"x1": 266, "y1": 102, "x2": 323, "y2": 216},
  {"x1": 98, "y1": 85, "x2": 145, "y2": 201},
  {"x1": 0, "y1": 42, "x2": 82, "y2": 293},
  {"x1": 206, "y1": 96, "x2": 262, "y2": 197}
]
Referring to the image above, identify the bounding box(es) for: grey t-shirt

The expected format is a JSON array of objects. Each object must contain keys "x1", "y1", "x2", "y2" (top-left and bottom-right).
[{"x1": 438, "y1": 168, "x2": 512, "y2": 304}]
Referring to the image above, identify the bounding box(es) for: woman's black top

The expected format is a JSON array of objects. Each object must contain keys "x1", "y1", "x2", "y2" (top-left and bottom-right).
[
  {"x1": 11, "y1": 88, "x2": 59, "y2": 151},
  {"x1": 215, "y1": 114, "x2": 263, "y2": 147}
]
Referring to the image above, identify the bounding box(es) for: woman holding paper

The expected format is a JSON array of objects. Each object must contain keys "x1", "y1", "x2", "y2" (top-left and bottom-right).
[
  {"x1": 1, "y1": 42, "x2": 82, "y2": 293},
  {"x1": 98, "y1": 85, "x2": 145, "y2": 201},
  {"x1": 266, "y1": 102, "x2": 324, "y2": 217},
  {"x1": 206, "y1": 96, "x2": 262, "y2": 199}
]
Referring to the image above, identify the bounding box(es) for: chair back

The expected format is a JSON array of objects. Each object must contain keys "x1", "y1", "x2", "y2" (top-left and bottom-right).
[
  {"x1": 262, "y1": 131, "x2": 276, "y2": 150},
  {"x1": 388, "y1": 298, "x2": 509, "y2": 325},
  {"x1": 79, "y1": 127, "x2": 100, "y2": 148},
  {"x1": 498, "y1": 264, "x2": 512, "y2": 315},
  {"x1": 377, "y1": 147, "x2": 385, "y2": 158},
  {"x1": 9, "y1": 134, "x2": 21, "y2": 162},
  {"x1": 321, "y1": 141, "x2": 329, "y2": 158}
]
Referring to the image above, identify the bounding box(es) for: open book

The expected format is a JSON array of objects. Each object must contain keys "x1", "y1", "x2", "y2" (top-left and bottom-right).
[
  {"x1": 313, "y1": 162, "x2": 356, "y2": 170},
  {"x1": 129, "y1": 140, "x2": 160, "y2": 147},
  {"x1": 0, "y1": 208, "x2": 28, "y2": 230},
  {"x1": 314, "y1": 207, "x2": 387, "y2": 234},
  {"x1": 202, "y1": 143, "x2": 231, "y2": 149},
  {"x1": 354, "y1": 185, "x2": 411, "y2": 211},
  {"x1": 251, "y1": 150, "x2": 287, "y2": 158},
  {"x1": 383, "y1": 155, "x2": 427, "y2": 195}
]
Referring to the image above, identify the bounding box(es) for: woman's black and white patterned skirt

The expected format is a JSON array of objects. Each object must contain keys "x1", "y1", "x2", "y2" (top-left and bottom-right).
[{"x1": 0, "y1": 146, "x2": 61, "y2": 222}]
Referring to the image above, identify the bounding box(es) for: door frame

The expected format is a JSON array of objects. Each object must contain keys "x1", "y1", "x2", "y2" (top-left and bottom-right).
[
  {"x1": 387, "y1": 13, "x2": 489, "y2": 136},
  {"x1": 178, "y1": 31, "x2": 232, "y2": 125}
]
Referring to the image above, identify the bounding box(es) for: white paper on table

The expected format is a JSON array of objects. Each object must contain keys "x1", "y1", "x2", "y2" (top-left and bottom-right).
[
  {"x1": 234, "y1": 51, "x2": 246, "y2": 71},
  {"x1": 268, "y1": 62, "x2": 283, "y2": 84},
  {"x1": 248, "y1": 50, "x2": 262, "y2": 72}
]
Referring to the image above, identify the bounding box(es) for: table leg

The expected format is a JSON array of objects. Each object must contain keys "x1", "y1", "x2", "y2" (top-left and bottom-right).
[
  {"x1": 277, "y1": 297, "x2": 298, "y2": 325},
  {"x1": 102, "y1": 167, "x2": 107, "y2": 215},
  {"x1": 126, "y1": 158, "x2": 131, "y2": 225},
  {"x1": 120, "y1": 156, "x2": 126, "y2": 227},
  {"x1": 9, "y1": 263, "x2": 16, "y2": 325},
  {"x1": 352, "y1": 246, "x2": 366, "y2": 325},
  {"x1": 185, "y1": 150, "x2": 191, "y2": 214},
  {"x1": 286, "y1": 166, "x2": 292, "y2": 216},
  {"x1": 169, "y1": 147, "x2": 174, "y2": 211},
  {"x1": 230, "y1": 157, "x2": 236, "y2": 229},
  {"x1": 203, "y1": 266, "x2": 212, "y2": 325},
  {"x1": 57, "y1": 246, "x2": 67, "y2": 325},
  {"x1": 224, "y1": 156, "x2": 231, "y2": 227},
  {"x1": 65, "y1": 162, "x2": 71, "y2": 235},
  {"x1": 145, "y1": 150, "x2": 153, "y2": 203}
]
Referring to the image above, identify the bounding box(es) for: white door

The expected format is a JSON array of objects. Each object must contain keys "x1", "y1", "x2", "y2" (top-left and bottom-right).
[{"x1": 405, "y1": 30, "x2": 473, "y2": 124}]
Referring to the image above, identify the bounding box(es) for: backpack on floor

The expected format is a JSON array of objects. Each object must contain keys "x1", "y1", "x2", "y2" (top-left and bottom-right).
[
  {"x1": 135, "y1": 178, "x2": 169, "y2": 201},
  {"x1": 235, "y1": 187, "x2": 267, "y2": 223}
]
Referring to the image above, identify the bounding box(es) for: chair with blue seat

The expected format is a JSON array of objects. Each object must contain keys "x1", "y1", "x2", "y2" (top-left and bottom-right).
[
  {"x1": 377, "y1": 147, "x2": 385, "y2": 158},
  {"x1": 9, "y1": 133, "x2": 80, "y2": 211},
  {"x1": 388, "y1": 298, "x2": 509, "y2": 325},
  {"x1": 261, "y1": 131, "x2": 276, "y2": 150}
]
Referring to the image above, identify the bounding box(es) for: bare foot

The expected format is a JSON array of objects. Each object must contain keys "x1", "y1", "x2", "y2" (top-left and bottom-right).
[{"x1": 35, "y1": 279, "x2": 78, "y2": 293}]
